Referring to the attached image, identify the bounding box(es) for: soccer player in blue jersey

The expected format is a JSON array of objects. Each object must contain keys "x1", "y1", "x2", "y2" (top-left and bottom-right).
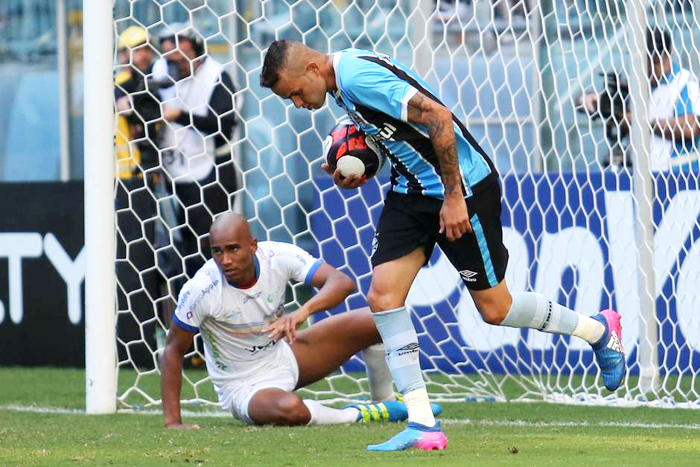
[{"x1": 260, "y1": 41, "x2": 626, "y2": 452}]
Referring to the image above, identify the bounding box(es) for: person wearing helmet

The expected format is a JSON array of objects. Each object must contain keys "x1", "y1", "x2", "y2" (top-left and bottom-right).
[{"x1": 115, "y1": 25, "x2": 161, "y2": 173}]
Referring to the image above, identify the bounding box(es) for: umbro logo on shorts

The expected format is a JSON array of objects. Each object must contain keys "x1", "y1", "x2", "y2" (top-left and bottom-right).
[
  {"x1": 459, "y1": 269, "x2": 478, "y2": 282},
  {"x1": 371, "y1": 234, "x2": 379, "y2": 257}
]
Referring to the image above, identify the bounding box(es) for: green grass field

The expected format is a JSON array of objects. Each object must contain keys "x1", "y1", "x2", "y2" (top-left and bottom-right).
[{"x1": 2, "y1": 367, "x2": 699, "y2": 466}]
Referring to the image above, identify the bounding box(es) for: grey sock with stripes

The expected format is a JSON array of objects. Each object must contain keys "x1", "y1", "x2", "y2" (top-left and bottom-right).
[{"x1": 501, "y1": 292, "x2": 581, "y2": 335}]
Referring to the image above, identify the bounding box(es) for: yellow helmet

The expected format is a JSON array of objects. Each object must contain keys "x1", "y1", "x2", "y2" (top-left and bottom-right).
[{"x1": 118, "y1": 26, "x2": 148, "y2": 50}]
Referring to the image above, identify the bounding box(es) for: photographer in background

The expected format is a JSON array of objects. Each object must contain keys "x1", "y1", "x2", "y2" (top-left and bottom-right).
[
  {"x1": 578, "y1": 72, "x2": 631, "y2": 169},
  {"x1": 579, "y1": 28, "x2": 700, "y2": 173},
  {"x1": 152, "y1": 24, "x2": 238, "y2": 300}
]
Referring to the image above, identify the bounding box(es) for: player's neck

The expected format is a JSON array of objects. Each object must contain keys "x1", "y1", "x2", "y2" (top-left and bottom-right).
[
  {"x1": 324, "y1": 54, "x2": 337, "y2": 92},
  {"x1": 228, "y1": 256, "x2": 260, "y2": 289}
]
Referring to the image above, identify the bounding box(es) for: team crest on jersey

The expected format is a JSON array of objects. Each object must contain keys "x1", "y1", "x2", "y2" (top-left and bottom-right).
[
  {"x1": 371, "y1": 233, "x2": 379, "y2": 257},
  {"x1": 243, "y1": 292, "x2": 263, "y2": 304}
]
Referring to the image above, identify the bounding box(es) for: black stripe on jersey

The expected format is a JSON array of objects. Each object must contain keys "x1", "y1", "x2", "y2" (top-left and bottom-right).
[
  {"x1": 377, "y1": 138, "x2": 425, "y2": 193},
  {"x1": 358, "y1": 55, "x2": 498, "y2": 180},
  {"x1": 354, "y1": 101, "x2": 442, "y2": 182}
]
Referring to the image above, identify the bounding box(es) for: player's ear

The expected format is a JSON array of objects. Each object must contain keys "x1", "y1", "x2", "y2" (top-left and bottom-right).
[
  {"x1": 251, "y1": 237, "x2": 258, "y2": 252},
  {"x1": 306, "y1": 60, "x2": 320, "y2": 75}
]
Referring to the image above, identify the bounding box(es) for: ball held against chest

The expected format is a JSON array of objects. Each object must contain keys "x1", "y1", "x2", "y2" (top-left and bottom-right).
[{"x1": 323, "y1": 119, "x2": 384, "y2": 179}]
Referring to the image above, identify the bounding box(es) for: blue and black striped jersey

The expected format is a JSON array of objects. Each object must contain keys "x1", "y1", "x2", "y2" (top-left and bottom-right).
[{"x1": 331, "y1": 49, "x2": 497, "y2": 199}]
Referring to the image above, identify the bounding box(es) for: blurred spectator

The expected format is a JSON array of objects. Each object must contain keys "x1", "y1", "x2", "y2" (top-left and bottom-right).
[
  {"x1": 645, "y1": 28, "x2": 700, "y2": 172},
  {"x1": 578, "y1": 28, "x2": 700, "y2": 173},
  {"x1": 113, "y1": 25, "x2": 165, "y2": 366},
  {"x1": 433, "y1": 0, "x2": 473, "y2": 22},
  {"x1": 152, "y1": 24, "x2": 238, "y2": 289},
  {"x1": 115, "y1": 26, "x2": 164, "y2": 175}
]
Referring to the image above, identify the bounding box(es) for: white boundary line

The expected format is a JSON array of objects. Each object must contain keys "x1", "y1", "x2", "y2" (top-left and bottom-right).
[{"x1": 3, "y1": 405, "x2": 700, "y2": 431}]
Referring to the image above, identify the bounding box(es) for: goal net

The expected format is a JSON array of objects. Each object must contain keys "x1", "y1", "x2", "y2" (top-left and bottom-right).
[{"x1": 110, "y1": 0, "x2": 700, "y2": 411}]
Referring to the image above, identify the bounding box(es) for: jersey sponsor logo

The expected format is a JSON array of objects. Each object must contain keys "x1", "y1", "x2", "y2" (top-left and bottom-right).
[
  {"x1": 242, "y1": 291, "x2": 263, "y2": 304},
  {"x1": 176, "y1": 279, "x2": 220, "y2": 317},
  {"x1": 271, "y1": 250, "x2": 309, "y2": 266},
  {"x1": 244, "y1": 339, "x2": 277, "y2": 355},
  {"x1": 226, "y1": 309, "x2": 242, "y2": 320},
  {"x1": 377, "y1": 123, "x2": 397, "y2": 140},
  {"x1": 203, "y1": 328, "x2": 228, "y2": 371},
  {"x1": 459, "y1": 269, "x2": 478, "y2": 282}
]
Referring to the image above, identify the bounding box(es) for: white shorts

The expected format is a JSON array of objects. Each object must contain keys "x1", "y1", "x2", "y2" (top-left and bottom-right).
[{"x1": 218, "y1": 340, "x2": 300, "y2": 425}]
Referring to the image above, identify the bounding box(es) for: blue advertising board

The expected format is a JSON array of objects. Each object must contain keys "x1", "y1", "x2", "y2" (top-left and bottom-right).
[{"x1": 310, "y1": 172, "x2": 700, "y2": 376}]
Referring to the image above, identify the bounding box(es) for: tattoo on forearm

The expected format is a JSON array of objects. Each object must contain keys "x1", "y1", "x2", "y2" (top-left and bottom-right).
[{"x1": 408, "y1": 93, "x2": 461, "y2": 195}]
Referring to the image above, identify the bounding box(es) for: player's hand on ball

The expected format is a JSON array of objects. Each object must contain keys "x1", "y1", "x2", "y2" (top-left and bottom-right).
[
  {"x1": 322, "y1": 163, "x2": 366, "y2": 189},
  {"x1": 165, "y1": 422, "x2": 201, "y2": 429},
  {"x1": 263, "y1": 307, "x2": 311, "y2": 344},
  {"x1": 440, "y1": 194, "x2": 472, "y2": 241}
]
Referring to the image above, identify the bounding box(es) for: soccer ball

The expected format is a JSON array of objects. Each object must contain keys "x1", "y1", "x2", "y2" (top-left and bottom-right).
[{"x1": 323, "y1": 118, "x2": 384, "y2": 179}]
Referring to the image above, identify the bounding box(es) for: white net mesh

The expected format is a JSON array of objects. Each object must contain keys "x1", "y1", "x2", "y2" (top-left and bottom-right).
[{"x1": 113, "y1": 0, "x2": 700, "y2": 410}]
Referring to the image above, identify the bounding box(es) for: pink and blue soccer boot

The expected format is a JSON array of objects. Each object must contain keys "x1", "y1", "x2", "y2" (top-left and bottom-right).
[
  {"x1": 345, "y1": 401, "x2": 442, "y2": 423},
  {"x1": 366, "y1": 421, "x2": 447, "y2": 451},
  {"x1": 590, "y1": 309, "x2": 626, "y2": 391}
]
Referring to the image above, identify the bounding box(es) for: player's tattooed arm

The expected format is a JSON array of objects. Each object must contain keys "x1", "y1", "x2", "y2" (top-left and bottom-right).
[
  {"x1": 406, "y1": 92, "x2": 462, "y2": 196},
  {"x1": 407, "y1": 91, "x2": 472, "y2": 240}
]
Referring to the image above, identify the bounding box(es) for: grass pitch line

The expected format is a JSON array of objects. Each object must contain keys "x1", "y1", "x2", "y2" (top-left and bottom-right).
[{"x1": 3, "y1": 404, "x2": 700, "y2": 431}]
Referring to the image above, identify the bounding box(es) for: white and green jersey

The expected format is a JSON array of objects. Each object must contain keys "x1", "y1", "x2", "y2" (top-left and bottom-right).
[{"x1": 173, "y1": 241, "x2": 323, "y2": 392}]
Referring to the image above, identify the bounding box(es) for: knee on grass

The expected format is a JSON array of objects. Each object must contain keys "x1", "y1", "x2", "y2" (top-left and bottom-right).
[{"x1": 253, "y1": 394, "x2": 310, "y2": 426}]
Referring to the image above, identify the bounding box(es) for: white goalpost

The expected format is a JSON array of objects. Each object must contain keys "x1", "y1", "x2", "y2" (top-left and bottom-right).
[
  {"x1": 84, "y1": 0, "x2": 117, "y2": 414},
  {"x1": 85, "y1": 0, "x2": 700, "y2": 413}
]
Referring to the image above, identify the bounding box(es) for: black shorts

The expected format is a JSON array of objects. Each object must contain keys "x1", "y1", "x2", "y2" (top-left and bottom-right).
[{"x1": 371, "y1": 182, "x2": 509, "y2": 290}]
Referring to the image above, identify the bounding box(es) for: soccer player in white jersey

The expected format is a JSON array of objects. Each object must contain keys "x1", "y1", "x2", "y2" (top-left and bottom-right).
[
  {"x1": 161, "y1": 212, "x2": 441, "y2": 428},
  {"x1": 260, "y1": 41, "x2": 626, "y2": 451}
]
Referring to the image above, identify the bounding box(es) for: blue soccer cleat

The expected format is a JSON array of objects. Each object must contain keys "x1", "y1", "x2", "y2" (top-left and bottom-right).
[
  {"x1": 590, "y1": 309, "x2": 626, "y2": 391},
  {"x1": 366, "y1": 421, "x2": 448, "y2": 451},
  {"x1": 344, "y1": 400, "x2": 443, "y2": 423}
]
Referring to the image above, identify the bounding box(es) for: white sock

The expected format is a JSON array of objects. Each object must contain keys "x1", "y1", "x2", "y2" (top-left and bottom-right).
[
  {"x1": 572, "y1": 314, "x2": 606, "y2": 344},
  {"x1": 302, "y1": 399, "x2": 359, "y2": 425},
  {"x1": 362, "y1": 343, "x2": 395, "y2": 402},
  {"x1": 500, "y1": 292, "x2": 604, "y2": 343},
  {"x1": 403, "y1": 387, "x2": 436, "y2": 427},
  {"x1": 372, "y1": 307, "x2": 434, "y2": 426}
]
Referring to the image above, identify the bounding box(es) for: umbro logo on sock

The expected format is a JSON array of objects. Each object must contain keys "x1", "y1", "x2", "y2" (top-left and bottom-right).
[
  {"x1": 459, "y1": 270, "x2": 478, "y2": 282},
  {"x1": 396, "y1": 343, "x2": 420, "y2": 355}
]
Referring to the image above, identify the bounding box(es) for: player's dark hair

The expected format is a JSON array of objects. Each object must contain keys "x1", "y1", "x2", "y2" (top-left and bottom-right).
[
  {"x1": 647, "y1": 27, "x2": 672, "y2": 60},
  {"x1": 260, "y1": 40, "x2": 291, "y2": 89}
]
